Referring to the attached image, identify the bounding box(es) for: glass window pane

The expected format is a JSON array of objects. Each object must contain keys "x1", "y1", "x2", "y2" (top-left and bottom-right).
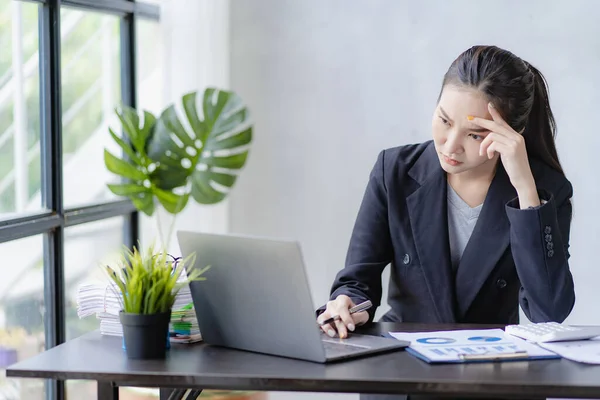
[
  {"x1": 64, "y1": 216, "x2": 124, "y2": 399},
  {"x1": 0, "y1": 1, "x2": 42, "y2": 219},
  {"x1": 64, "y1": 216, "x2": 125, "y2": 340},
  {"x1": 61, "y1": 9, "x2": 121, "y2": 208},
  {"x1": 0, "y1": 235, "x2": 45, "y2": 399},
  {"x1": 136, "y1": 19, "x2": 165, "y2": 115}
]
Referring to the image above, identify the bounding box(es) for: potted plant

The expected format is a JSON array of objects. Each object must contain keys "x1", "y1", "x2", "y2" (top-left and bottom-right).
[{"x1": 105, "y1": 243, "x2": 208, "y2": 359}]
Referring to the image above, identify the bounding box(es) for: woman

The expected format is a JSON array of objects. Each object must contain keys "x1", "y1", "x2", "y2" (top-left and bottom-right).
[{"x1": 316, "y1": 45, "x2": 575, "y2": 344}]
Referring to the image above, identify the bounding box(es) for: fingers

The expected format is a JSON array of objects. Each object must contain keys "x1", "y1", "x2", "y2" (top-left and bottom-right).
[
  {"x1": 335, "y1": 319, "x2": 348, "y2": 339},
  {"x1": 316, "y1": 295, "x2": 359, "y2": 339},
  {"x1": 336, "y1": 303, "x2": 356, "y2": 336},
  {"x1": 486, "y1": 141, "x2": 499, "y2": 160},
  {"x1": 480, "y1": 132, "x2": 524, "y2": 159},
  {"x1": 487, "y1": 102, "x2": 511, "y2": 129},
  {"x1": 352, "y1": 310, "x2": 369, "y2": 327},
  {"x1": 317, "y1": 307, "x2": 337, "y2": 338},
  {"x1": 469, "y1": 104, "x2": 518, "y2": 138},
  {"x1": 333, "y1": 295, "x2": 354, "y2": 339},
  {"x1": 479, "y1": 132, "x2": 510, "y2": 157},
  {"x1": 486, "y1": 139, "x2": 524, "y2": 160},
  {"x1": 319, "y1": 317, "x2": 337, "y2": 338}
]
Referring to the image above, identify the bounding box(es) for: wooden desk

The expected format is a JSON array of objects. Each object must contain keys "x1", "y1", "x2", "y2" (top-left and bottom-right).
[{"x1": 7, "y1": 323, "x2": 600, "y2": 399}]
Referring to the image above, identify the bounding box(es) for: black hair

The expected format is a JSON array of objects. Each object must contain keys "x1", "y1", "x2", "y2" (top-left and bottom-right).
[{"x1": 439, "y1": 45, "x2": 564, "y2": 174}]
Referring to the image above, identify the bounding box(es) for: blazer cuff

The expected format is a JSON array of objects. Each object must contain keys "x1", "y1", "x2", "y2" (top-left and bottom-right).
[
  {"x1": 506, "y1": 188, "x2": 553, "y2": 210},
  {"x1": 505, "y1": 188, "x2": 561, "y2": 259}
]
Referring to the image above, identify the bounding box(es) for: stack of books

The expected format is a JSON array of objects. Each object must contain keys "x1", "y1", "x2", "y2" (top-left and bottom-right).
[{"x1": 76, "y1": 281, "x2": 202, "y2": 343}]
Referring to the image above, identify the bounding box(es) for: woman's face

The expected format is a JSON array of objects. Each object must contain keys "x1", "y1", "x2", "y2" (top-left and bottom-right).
[{"x1": 431, "y1": 85, "x2": 498, "y2": 175}]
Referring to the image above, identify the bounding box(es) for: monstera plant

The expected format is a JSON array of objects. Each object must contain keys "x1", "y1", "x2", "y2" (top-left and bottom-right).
[{"x1": 104, "y1": 87, "x2": 252, "y2": 246}]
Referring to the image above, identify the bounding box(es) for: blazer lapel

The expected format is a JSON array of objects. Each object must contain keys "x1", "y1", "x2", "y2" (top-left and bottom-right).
[
  {"x1": 406, "y1": 143, "x2": 457, "y2": 323},
  {"x1": 454, "y1": 164, "x2": 516, "y2": 319}
]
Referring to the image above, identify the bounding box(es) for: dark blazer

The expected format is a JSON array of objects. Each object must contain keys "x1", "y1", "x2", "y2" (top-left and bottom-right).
[{"x1": 322, "y1": 140, "x2": 575, "y2": 324}]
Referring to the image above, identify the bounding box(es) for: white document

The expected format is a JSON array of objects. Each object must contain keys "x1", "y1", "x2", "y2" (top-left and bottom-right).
[
  {"x1": 538, "y1": 337, "x2": 600, "y2": 364},
  {"x1": 389, "y1": 329, "x2": 558, "y2": 363}
]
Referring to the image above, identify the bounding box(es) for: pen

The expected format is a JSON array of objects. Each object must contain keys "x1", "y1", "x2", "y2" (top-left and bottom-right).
[
  {"x1": 318, "y1": 300, "x2": 372, "y2": 326},
  {"x1": 458, "y1": 350, "x2": 529, "y2": 361}
]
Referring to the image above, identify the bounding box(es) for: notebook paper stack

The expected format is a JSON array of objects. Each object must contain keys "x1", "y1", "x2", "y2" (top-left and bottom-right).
[
  {"x1": 76, "y1": 280, "x2": 202, "y2": 343},
  {"x1": 170, "y1": 303, "x2": 202, "y2": 343}
]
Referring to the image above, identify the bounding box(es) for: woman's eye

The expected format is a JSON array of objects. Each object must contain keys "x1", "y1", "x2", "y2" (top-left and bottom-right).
[
  {"x1": 469, "y1": 133, "x2": 483, "y2": 141},
  {"x1": 439, "y1": 116, "x2": 449, "y2": 125}
]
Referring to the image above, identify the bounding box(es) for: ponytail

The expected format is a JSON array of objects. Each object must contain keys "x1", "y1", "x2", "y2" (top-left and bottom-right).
[{"x1": 523, "y1": 63, "x2": 564, "y2": 175}]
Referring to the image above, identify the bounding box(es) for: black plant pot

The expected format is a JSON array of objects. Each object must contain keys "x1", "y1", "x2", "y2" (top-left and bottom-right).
[{"x1": 119, "y1": 310, "x2": 171, "y2": 359}]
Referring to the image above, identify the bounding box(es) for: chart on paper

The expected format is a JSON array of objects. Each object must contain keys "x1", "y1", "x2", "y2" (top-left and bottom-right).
[{"x1": 389, "y1": 329, "x2": 557, "y2": 362}]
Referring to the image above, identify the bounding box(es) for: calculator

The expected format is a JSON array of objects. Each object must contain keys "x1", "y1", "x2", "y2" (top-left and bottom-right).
[{"x1": 505, "y1": 322, "x2": 600, "y2": 343}]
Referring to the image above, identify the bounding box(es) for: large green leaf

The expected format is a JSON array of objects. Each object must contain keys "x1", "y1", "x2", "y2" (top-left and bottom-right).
[
  {"x1": 154, "y1": 188, "x2": 190, "y2": 214},
  {"x1": 107, "y1": 183, "x2": 148, "y2": 196},
  {"x1": 147, "y1": 88, "x2": 253, "y2": 204},
  {"x1": 104, "y1": 149, "x2": 147, "y2": 181},
  {"x1": 104, "y1": 106, "x2": 159, "y2": 216}
]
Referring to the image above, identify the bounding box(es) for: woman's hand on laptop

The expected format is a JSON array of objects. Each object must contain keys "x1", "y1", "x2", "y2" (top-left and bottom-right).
[{"x1": 317, "y1": 295, "x2": 369, "y2": 339}]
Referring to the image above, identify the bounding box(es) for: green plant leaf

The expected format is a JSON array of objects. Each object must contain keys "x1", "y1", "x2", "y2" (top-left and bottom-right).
[
  {"x1": 107, "y1": 183, "x2": 149, "y2": 196},
  {"x1": 190, "y1": 174, "x2": 227, "y2": 204},
  {"x1": 116, "y1": 106, "x2": 144, "y2": 154},
  {"x1": 201, "y1": 152, "x2": 248, "y2": 169},
  {"x1": 108, "y1": 127, "x2": 142, "y2": 165},
  {"x1": 198, "y1": 170, "x2": 236, "y2": 187},
  {"x1": 182, "y1": 92, "x2": 205, "y2": 139},
  {"x1": 104, "y1": 243, "x2": 209, "y2": 315},
  {"x1": 154, "y1": 188, "x2": 189, "y2": 214},
  {"x1": 131, "y1": 192, "x2": 155, "y2": 216},
  {"x1": 146, "y1": 88, "x2": 253, "y2": 206},
  {"x1": 104, "y1": 149, "x2": 147, "y2": 181},
  {"x1": 160, "y1": 106, "x2": 197, "y2": 148},
  {"x1": 205, "y1": 127, "x2": 252, "y2": 151},
  {"x1": 106, "y1": 107, "x2": 169, "y2": 216},
  {"x1": 140, "y1": 111, "x2": 156, "y2": 144}
]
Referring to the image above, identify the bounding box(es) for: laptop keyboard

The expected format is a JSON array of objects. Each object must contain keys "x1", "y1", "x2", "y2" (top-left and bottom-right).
[{"x1": 321, "y1": 338, "x2": 371, "y2": 357}]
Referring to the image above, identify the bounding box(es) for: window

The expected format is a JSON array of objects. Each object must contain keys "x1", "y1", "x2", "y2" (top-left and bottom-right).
[
  {"x1": 0, "y1": 1, "x2": 161, "y2": 399},
  {"x1": 0, "y1": 235, "x2": 45, "y2": 399},
  {"x1": 64, "y1": 216, "x2": 125, "y2": 341},
  {"x1": 136, "y1": 19, "x2": 164, "y2": 115},
  {"x1": 61, "y1": 9, "x2": 122, "y2": 208},
  {"x1": 0, "y1": 1, "x2": 42, "y2": 218}
]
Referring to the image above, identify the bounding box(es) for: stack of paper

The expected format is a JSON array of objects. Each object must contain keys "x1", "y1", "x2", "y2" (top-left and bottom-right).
[
  {"x1": 169, "y1": 303, "x2": 202, "y2": 343},
  {"x1": 76, "y1": 280, "x2": 202, "y2": 343},
  {"x1": 538, "y1": 337, "x2": 600, "y2": 364}
]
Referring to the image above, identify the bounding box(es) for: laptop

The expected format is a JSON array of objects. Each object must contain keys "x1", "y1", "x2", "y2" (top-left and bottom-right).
[{"x1": 176, "y1": 231, "x2": 409, "y2": 363}]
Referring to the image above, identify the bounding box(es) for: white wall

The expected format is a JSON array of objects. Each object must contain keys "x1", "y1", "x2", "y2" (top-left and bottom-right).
[
  {"x1": 140, "y1": 0, "x2": 231, "y2": 253},
  {"x1": 228, "y1": 0, "x2": 600, "y2": 334}
]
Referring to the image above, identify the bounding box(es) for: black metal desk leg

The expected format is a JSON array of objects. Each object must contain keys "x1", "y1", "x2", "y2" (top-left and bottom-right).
[
  {"x1": 97, "y1": 381, "x2": 119, "y2": 400},
  {"x1": 160, "y1": 388, "x2": 203, "y2": 400}
]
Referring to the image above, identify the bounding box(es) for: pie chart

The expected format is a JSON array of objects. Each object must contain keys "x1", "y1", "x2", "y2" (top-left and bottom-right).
[
  {"x1": 468, "y1": 336, "x2": 502, "y2": 342},
  {"x1": 416, "y1": 337, "x2": 456, "y2": 344}
]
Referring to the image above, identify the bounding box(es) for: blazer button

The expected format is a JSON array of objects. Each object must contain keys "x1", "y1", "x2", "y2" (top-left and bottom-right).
[
  {"x1": 496, "y1": 278, "x2": 507, "y2": 289},
  {"x1": 546, "y1": 242, "x2": 554, "y2": 250},
  {"x1": 544, "y1": 226, "x2": 552, "y2": 234},
  {"x1": 403, "y1": 254, "x2": 410, "y2": 265},
  {"x1": 545, "y1": 234, "x2": 552, "y2": 243},
  {"x1": 548, "y1": 249, "x2": 555, "y2": 258}
]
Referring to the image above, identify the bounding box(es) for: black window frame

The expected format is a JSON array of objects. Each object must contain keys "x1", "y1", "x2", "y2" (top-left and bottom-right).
[{"x1": 4, "y1": 1, "x2": 160, "y2": 399}]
